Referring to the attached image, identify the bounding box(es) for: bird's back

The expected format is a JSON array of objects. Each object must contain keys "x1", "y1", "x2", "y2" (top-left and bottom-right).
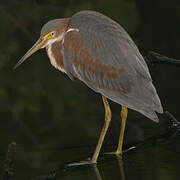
[{"x1": 62, "y1": 10, "x2": 163, "y2": 122}]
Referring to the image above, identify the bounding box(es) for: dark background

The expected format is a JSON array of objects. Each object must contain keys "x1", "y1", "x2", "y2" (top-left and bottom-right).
[{"x1": 0, "y1": 0, "x2": 180, "y2": 179}]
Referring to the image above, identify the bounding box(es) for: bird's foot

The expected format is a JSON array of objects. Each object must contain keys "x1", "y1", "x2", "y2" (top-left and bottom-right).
[
  {"x1": 67, "y1": 158, "x2": 96, "y2": 167},
  {"x1": 104, "y1": 146, "x2": 136, "y2": 155},
  {"x1": 104, "y1": 151, "x2": 122, "y2": 156}
]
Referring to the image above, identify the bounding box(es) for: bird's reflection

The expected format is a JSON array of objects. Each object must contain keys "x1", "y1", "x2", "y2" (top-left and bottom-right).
[
  {"x1": 92, "y1": 154, "x2": 126, "y2": 180},
  {"x1": 93, "y1": 164, "x2": 102, "y2": 180},
  {"x1": 116, "y1": 155, "x2": 126, "y2": 180}
]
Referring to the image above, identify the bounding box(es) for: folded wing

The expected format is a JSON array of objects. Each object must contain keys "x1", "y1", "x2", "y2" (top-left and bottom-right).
[{"x1": 61, "y1": 10, "x2": 163, "y2": 121}]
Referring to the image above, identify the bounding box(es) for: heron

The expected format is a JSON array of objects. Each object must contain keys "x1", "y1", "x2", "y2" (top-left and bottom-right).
[{"x1": 14, "y1": 10, "x2": 163, "y2": 165}]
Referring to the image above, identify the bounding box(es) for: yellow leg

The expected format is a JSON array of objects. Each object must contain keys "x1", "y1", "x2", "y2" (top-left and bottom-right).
[
  {"x1": 91, "y1": 96, "x2": 112, "y2": 163},
  {"x1": 67, "y1": 96, "x2": 111, "y2": 166},
  {"x1": 116, "y1": 106, "x2": 128, "y2": 154}
]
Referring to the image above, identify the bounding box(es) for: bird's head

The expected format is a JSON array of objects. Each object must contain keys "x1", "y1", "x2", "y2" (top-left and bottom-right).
[{"x1": 14, "y1": 18, "x2": 69, "y2": 69}]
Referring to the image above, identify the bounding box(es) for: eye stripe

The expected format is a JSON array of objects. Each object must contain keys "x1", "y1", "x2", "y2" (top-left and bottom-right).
[
  {"x1": 43, "y1": 33, "x2": 53, "y2": 39},
  {"x1": 43, "y1": 31, "x2": 56, "y2": 39}
]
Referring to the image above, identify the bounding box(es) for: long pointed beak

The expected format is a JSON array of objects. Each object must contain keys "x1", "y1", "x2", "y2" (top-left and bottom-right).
[{"x1": 14, "y1": 37, "x2": 46, "y2": 69}]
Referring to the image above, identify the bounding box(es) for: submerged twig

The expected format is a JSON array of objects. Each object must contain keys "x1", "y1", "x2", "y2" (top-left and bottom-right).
[
  {"x1": 3, "y1": 142, "x2": 16, "y2": 180},
  {"x1": 30, "y1": 168, "x2": 60, "y2": 180},
  {"x1": 165, "y1": 111, "x2": 180, "y2": 127}
]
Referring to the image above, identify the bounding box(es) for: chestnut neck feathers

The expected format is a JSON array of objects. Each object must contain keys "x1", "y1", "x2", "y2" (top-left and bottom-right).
[{"x1": 43, "y1": 18, "x2": 70, "y2": 73}]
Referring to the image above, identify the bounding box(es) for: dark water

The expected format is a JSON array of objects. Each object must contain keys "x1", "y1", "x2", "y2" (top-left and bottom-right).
[
  {"x1": 1, "y1": 1, "x2": 180, "y2": 180},
  {"x1": 1, "y1": 124, "x2": 180, "y2": 180}
]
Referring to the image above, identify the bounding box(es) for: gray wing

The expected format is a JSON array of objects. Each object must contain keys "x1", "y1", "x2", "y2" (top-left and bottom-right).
[{"x1": 62, "y1": 10, "x2": 163, "y2": 121}]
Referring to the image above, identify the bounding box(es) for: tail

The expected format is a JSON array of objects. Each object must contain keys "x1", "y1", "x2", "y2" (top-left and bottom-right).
[{"x1": 136, "y1": 82, "x2": 163, "y2": 122}]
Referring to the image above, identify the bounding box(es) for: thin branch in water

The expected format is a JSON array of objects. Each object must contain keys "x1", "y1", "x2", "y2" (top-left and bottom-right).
[
  {"x1": 30, "y1": 168, "x2": 60, "y2": 180},
  {"x1": 3, "y1": 142, "x2": 16, "y2": 180},
  {"x1": 165, "y1": 111, "x2": 180, "y2": 126},
  {"x1": 145, "y1": 51, "x2": 180, "y2": 67}
]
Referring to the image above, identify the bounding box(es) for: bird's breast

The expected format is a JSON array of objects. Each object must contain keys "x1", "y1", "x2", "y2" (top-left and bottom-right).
[{"x1": 46, "y1": 41, "x2": 66, "y2": 73}]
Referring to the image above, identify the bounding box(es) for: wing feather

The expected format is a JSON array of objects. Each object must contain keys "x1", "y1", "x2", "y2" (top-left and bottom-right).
[{"x1": 62, "y1": 10, "x2": 163, "y2": 121}]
